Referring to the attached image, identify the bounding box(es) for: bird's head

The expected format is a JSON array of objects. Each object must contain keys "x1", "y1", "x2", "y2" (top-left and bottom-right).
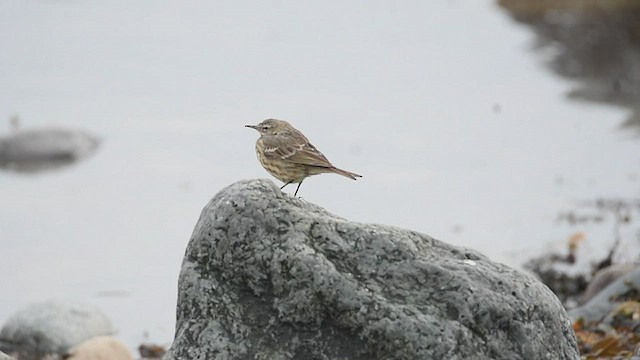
[{"x1": 245, "y1": 119, "x2": 291, "y2": 136}]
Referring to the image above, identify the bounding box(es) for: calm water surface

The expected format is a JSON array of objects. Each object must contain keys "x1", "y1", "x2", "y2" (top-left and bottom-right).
[{"x1": 1, "y1": 0, "x2": 638, "y2": 350}]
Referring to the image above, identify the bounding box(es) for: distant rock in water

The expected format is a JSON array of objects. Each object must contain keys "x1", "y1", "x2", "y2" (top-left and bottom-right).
[
  {"x1": 164, "y1": 179, "x2": 580, "y2": 360},
  {"x1": 498, "y1": 0, "x2": 640, "y2": 132},
  {"x1": 0, "y1": 128, "x2": 100, "y2": 173}
]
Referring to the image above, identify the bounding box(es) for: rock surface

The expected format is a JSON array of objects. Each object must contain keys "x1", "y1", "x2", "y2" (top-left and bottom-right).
[
  {"x1": 0, "y1": 301, "x2": 114, "y2": 360},
  {"x1": 164, "y1": 179, "x2": 580, "y2": 360},
  {"x1": 0, "y1": 128, "x2": 99, "y2": 173}
]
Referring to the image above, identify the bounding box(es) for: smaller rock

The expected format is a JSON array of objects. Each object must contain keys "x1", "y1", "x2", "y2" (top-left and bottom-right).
[
  {"x1": 64, "y1": 336, "x2": 132, "y2": 360},
  {"x1": 0, "y1": 301, "x2": 114, "y2": 360},
  {"x1": 580, "y1": 264, "x2": 638, "y2": 304},
  {"x1": 138, "y1": 343, "x2": 166, "y2": 359},
  {"x1": 569, "y1": 267, "x2": 640, "y2": 322}
]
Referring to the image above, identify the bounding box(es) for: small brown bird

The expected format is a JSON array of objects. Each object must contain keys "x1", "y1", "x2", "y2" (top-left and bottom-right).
[{"x1": 246, "y1": 119, "x2": 362, "y2": 196}]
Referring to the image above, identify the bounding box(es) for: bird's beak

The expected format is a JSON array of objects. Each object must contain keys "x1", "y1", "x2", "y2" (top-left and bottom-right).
[{"x1": 245, "y1": 124, "x2": 259, "y2": 130}]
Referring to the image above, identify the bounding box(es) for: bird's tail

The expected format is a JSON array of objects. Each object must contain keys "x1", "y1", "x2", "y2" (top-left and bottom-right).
[{"x1": 330, "y1": 167, "x2": 362, "y2": 180}]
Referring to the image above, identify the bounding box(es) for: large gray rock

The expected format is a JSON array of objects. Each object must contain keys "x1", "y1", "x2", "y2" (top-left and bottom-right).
[
  {"x1": 0, "y1": 301, "x2": 114, "y2": 360},
  {"x1": 0, "y1": 128, "x2": 99, "y2": 173},
  {"x1": 164, "y1": 179, "x2": 580, "y2": 360}
]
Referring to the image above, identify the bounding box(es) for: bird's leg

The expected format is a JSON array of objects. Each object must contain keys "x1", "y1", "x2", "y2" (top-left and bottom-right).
[
  {"x1": 280, "y1": 181, "x2": 293, "y2": 190},
  {"x1": 294, "y1": 180, "x2": 304, "y2": 197}
]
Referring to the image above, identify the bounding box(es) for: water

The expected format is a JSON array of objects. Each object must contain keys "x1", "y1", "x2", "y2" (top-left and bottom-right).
[{"x1": 1, "y1": 0, "x2": 638, "y2": 352}]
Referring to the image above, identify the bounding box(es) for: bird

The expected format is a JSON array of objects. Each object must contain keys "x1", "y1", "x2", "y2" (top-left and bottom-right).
[{"x1": 245, "y1": 119, "x2": 362, "y2": 196}]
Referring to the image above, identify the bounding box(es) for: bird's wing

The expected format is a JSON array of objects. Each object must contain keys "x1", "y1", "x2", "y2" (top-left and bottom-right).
[{"x1": 262, "y1": 134, "x2": 334, "y2": 168}]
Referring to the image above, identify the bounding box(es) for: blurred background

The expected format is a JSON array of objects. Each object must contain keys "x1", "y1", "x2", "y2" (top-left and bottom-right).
[{"x1": 1, "y1": 0, "x2": 639, "y2": 352}]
